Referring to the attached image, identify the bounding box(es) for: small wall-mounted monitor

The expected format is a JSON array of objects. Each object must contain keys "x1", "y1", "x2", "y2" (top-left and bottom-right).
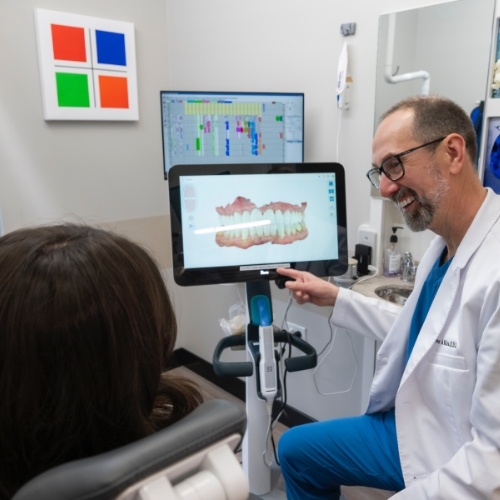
[
  {"x1": 160, "y1": 91, "x2": 304, "y2": 179},
  {"x1": 169, "y1": 162, "x2": 348, "y2": 286}
]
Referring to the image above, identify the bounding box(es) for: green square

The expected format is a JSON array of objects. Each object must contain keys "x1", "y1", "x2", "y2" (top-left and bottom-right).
[{"x1": 55, "y1": 72, "x2": 90, "y2": 108}]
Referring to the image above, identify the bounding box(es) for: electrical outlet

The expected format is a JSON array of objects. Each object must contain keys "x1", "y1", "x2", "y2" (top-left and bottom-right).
[{"x1": 287, "y1": 322, "x2": 307, "y2": 342}]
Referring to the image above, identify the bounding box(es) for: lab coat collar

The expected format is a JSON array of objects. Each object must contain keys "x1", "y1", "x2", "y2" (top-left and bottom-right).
[{"x1": 452, "y1": 188, "x2": 500, "y2": 270}]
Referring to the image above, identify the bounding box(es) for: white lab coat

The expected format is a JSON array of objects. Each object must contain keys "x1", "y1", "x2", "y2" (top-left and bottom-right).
[{"x1": 331, "y1": 188, "x2": 500, "y2": 498}]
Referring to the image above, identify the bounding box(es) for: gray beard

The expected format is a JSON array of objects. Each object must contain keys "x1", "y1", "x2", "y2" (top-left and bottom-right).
[{"x1": 392, "y1": 176, "x2": 448, "y2": 232}]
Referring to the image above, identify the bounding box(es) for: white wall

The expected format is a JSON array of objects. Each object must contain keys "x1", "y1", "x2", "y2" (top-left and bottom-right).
[{"x1": 1, "y1": 0, "x2": 488, "y2": 420}]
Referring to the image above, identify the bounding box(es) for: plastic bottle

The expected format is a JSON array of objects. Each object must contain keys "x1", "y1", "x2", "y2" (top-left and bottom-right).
[{"x1": 384, "y1": 226, "x2": 403, "y2": 277}]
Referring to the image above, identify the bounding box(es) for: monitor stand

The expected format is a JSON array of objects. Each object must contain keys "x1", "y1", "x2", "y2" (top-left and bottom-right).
[
  {"x1": 213, "y1": 281, "x2": 317, "y2": 499},
  {"x1": 243, "y1": 281, "x2": 283, "y2": 497}
]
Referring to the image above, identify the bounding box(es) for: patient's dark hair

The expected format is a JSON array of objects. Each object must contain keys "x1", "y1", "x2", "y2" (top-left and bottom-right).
[{"x1": 0, "y1": 224, "x2": 202, "y2": 498}]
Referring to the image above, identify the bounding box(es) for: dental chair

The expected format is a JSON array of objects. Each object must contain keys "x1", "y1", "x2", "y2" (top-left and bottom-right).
[{"x1": 12, "y1": 399, "x2": 248, "y2": 500}]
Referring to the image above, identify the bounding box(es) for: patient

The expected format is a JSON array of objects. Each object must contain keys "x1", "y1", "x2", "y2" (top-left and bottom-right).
[{"x1": 0, "y1": 224, "x2": 203, "y2": 499}]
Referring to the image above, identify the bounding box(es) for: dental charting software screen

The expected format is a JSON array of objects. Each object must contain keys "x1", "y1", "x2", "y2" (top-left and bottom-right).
[
  {"x1": 169, "y1": 162, "x2": 348, "y2": 286},
  {"x1": 160, "y1": 91, "x2": 304, "y2": 179}
]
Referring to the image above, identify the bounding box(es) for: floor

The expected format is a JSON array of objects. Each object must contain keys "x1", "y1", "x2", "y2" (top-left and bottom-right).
[{"x1": 172, "y1": 366, "x2": 394, "y2": 500}]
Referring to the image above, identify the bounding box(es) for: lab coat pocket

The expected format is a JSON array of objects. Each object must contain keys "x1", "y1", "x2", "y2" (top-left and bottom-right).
[
  {"x1": 425, "y1": 351, "x2": 467, "y2": 370},
  {"x1": 420, "y1": 350, "x2": 473, "y2": 445}
]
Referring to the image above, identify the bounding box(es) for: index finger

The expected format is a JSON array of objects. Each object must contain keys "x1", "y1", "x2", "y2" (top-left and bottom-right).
[{"x1": 276, "y1": 267, "x2": 303, "y2": 279}]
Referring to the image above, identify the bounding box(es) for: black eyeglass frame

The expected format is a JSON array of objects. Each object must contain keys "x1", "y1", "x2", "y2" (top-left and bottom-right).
[{"x1": 366, "y1": 136, "x2": 446, "y2": 189}]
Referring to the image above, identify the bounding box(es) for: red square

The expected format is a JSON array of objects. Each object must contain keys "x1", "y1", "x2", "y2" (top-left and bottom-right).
[{"x1": 51, "y1": 24, "x2": 87, "y2": 62}]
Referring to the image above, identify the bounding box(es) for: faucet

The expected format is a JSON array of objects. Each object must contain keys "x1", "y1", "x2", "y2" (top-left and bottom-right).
[{"x1": 401, "y1": 252, "x2": 416, "y2": 282}]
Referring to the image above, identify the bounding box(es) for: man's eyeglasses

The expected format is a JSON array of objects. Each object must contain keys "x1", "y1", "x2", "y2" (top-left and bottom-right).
[{"x1": 366, "y1": 137, "x2": 446, "y2": 190}]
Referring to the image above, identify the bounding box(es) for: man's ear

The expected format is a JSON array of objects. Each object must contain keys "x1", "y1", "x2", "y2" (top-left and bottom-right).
[{"x1": 444, "y1": 133, "x2": 466, "y2": 174}]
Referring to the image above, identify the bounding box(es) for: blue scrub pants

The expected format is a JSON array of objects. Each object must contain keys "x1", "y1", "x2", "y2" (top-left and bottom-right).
[{"x1": 278, "y1": 410, "x2": 405, "y2": 499}]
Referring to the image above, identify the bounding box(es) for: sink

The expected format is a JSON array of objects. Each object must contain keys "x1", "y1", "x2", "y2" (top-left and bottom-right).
[{"x1": 374, "y1": 285, "x2": 413, "y2": 306}]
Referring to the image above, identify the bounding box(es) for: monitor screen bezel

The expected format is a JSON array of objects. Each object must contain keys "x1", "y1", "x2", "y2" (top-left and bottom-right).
[
  {"x1": 168, "y1": 162, "x2": 348, "y2": 286},
  {"x1": 160, "y1": 90, "x2": 305, "y2": 180}
]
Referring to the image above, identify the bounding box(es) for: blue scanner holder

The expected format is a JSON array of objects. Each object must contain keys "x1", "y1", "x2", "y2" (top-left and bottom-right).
[
  {"x1": 213, "y1": 281, "x2": 317, "y2": 380},
  {"x1": 250, "y1": 294, "x2": 272, "y2": 327}
]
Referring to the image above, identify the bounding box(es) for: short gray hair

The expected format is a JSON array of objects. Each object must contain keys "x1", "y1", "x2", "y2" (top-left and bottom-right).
[{"x1": 380, "y1": 95, "x2": 477, "y2": 166}]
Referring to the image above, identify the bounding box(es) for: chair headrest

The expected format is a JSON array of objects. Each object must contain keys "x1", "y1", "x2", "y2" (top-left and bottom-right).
[{"x1": 13, "y1": 399, "x2": 246, "y2": 500}]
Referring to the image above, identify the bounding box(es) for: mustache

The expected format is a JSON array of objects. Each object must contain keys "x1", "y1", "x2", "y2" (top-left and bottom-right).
[{"x1": 390, "y1": 187, "x2": 416, "y2": 205}]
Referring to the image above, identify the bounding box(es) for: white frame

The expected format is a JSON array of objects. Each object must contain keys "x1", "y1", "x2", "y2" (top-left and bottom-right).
[{"x1": 34, "y1": 8, "x2": 139, "y2": 121}]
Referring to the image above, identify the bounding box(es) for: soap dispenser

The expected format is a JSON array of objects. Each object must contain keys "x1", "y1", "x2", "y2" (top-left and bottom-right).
[{"x1": 384, "y1": 226, "x2": 403, "y2": 277}]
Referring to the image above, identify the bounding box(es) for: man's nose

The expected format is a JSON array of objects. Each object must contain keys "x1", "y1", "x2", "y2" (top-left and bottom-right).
[{"x1": 379, "y1": 173, "x2": 399, "y2": 198}]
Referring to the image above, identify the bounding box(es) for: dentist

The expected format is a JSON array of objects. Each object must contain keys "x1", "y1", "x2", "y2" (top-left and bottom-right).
[{"x1": 277, "y1": 95, "x2": 500, "y2": 498}]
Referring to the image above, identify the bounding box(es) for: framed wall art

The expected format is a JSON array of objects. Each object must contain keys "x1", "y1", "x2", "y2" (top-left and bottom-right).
[{"x1": 34, "y1": 8, "x2": 139, "y2": 121}]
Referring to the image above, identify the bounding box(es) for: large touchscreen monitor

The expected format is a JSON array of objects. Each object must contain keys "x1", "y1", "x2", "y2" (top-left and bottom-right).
[{"x1": 169, "y1": 162, "x2": 348, "y2": 286}]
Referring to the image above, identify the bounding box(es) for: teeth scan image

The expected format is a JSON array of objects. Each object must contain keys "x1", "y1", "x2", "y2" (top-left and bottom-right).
[{"x1": 214, "y1": 196, "x2": 308, "y2": 249}]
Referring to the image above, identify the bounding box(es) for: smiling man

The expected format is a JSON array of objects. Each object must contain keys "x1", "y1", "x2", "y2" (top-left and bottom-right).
[
  {"x1": 277, "y1": 96, "x2": 500, "y2": 499},
  {"x1": 370, "y1": 97, "x2": 485, "y2": 245}
]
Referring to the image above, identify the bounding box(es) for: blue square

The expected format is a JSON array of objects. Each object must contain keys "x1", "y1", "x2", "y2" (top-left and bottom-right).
[{"x1": 95, "y1": 30, "x2": 126, "y2": 66}]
